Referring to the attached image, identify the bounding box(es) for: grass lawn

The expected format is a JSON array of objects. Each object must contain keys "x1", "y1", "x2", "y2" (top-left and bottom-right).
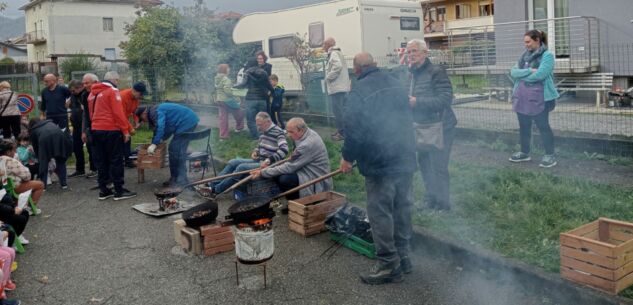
[{"x1": 205, "y1": 127, "x2": 633, "y2": 297}]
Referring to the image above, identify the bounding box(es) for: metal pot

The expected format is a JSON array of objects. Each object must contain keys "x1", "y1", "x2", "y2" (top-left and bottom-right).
[{"x1": 182, "y1": 200, "x2": 219, "y2": 227}]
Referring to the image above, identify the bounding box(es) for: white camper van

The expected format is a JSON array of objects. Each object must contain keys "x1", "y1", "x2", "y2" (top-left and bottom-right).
[{"x1": 232, "y1": 0, "x2": 424, "y2": 93}]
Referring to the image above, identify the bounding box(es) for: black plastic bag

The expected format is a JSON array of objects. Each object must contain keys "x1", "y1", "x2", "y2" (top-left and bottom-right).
[{"x1": 325, "y1": 203, "x2": 373, "y2": 243}]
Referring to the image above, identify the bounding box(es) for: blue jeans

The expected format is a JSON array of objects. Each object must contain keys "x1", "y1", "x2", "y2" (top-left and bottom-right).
[
  {"x1": 245, "y1": 99, "x2": 268, "y2": 139},
  {"x1": 365, "y1": 173, "x2": 413, "y2": 268},
  {"x1": 212, "y1": 158, "x2": 259, "y2": 193},
  {"x1": 168, "y1": 127, "x2": 197, "y2": 185}
]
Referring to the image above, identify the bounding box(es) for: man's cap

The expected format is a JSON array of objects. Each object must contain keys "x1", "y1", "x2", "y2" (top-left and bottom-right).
[{"x1": 133, "y1": 82, "x2": 147, "y2": 96}]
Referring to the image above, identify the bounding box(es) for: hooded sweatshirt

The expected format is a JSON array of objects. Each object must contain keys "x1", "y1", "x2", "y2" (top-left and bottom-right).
[{"x1": 87, "y1": 82, "x2": 129, "y2": 135}]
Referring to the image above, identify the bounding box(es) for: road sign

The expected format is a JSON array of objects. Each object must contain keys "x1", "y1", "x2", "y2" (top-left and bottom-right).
[{"x1": 16, "y1": 94, "x2": 35, "y2": 115}]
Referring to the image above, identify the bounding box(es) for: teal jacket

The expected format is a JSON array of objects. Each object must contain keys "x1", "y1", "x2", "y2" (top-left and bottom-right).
[{"x1": 510, "y1": 50, "x2": 560, "y2": 102}]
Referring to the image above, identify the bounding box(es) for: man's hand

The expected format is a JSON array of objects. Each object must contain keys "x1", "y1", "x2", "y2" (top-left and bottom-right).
[
  {"x1": 123, "y1": 134, "x2": 131, "y2": 143},
  {"x1": 15, "y1": 207, "x2": 22, "y2": 215},
  {"x1": 39, "y1": 113, "x2": 46, "y2": 120},
  {"x1": 81, "y1": 132, "x2": 87, "y2": 143},
  {"x1": 339, "y1": 159, "x2": 353, "y2": 173},
  {"x1": 251, "y1": 151, "x2": 258, "y2": 160},
  {"x1": 130, "y1": 128, "x2": 136, "y2": 136},
  {"x1": 134, "y1": 122, "x2": 141, "y2": 129},
  {"x1": 250, "y1": 169, "x2": 262, "y2": 179},
  {"x1": 147, "y1": 144, "x2": 157, "y2": 155},
  {"x1": 65, "y1": 98, "x2": 71, "y2": 109},
  {"x1": 408, "y1": 96, "x2": 417, "y2": 108},
  {"x1": 260, "y1": 159, "x2": 270, "y2": 169}
]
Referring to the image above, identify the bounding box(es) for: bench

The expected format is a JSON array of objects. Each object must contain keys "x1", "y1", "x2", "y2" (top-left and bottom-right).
[{"x1": 555, "y1": 73, "x2": 614, "y2": 107}]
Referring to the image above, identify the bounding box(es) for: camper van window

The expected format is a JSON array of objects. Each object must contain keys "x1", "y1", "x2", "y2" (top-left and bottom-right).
[
  {"x1": 309, "y1": 22, "x2": 324, "y2": 48},
  {"x1": 400, "y1": 17, "x2": 420, "y2": 31},
  {"x1": 269, "y1": 35, "x2": 297, "y2": 58}
]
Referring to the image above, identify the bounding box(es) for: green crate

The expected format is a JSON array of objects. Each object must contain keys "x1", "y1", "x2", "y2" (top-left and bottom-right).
[{"x1": 330, "y1": 232, "x2": 376, "y2": 259}]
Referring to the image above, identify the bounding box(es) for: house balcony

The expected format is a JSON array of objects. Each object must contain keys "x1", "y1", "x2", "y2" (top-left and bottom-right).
[
  {"x1": 25, "y1": 31, "x2": 47, "y2": 45},
  {"x1": 424, "y1": 16, "x2": 494, "y2": 38}
]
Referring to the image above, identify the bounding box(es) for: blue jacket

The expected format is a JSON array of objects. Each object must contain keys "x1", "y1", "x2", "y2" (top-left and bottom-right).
[
  {"x1": 510, "y1": 50, "x2": 560, "y2": 102},
  {"x1": 152, "y1": 103, "x2": 199, "y2": 144},
  {"x1": 342, "y1": 67, "x2": 417, "y2": 177},
  {"x1": 271, "y1": 84, "x2": 285, "y2": 110}
]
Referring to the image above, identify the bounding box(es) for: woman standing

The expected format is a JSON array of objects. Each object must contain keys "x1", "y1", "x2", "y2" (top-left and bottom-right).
[
  {"x1": 0, "y1": 82, "x2": 21, "y2": 140},
  {"x1": 509, "y1": 30, "x2": 560, "y2": 168},
  {"x1": 215, "y1": 64, "x2": 245, "y2": 140},
  {"x1": 256, "y1": 51, "x2": 272, "y2": 76}
]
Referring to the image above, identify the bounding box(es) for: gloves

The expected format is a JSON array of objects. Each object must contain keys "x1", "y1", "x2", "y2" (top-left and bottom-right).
[{"x1": 147, "y1": 144, "x2": 157, "y2": 155}]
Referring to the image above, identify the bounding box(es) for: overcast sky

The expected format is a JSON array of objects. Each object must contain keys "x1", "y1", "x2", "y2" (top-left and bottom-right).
[{"x1": 1, "y1": 0, "x2": 326, "y2": 18}]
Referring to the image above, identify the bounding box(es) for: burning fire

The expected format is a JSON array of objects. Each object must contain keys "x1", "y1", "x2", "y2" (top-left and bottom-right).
[{"x1": 252, "y1": 218, "x2": 272, "y2": 226}]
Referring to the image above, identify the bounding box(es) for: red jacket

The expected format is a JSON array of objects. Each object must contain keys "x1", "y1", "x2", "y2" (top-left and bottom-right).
[
  {"x1": 87, "y1": 82, "x2": 129, "y2": 135},
  {"x1": 120, "y1": 88, "x2": 139, "y2": 133}
]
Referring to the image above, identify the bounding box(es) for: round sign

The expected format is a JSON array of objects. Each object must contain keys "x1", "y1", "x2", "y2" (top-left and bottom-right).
[{"x1": 16, "y1": 94, "x2": 35, "y2": 115}]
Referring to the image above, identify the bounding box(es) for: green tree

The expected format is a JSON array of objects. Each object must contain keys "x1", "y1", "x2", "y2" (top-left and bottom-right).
[
  {"x1": 58, "y1": 54, "x2": 98, "y2": 81},
  {"x1": 121, "y1": 6, "x2": 185, "y2": 102}
]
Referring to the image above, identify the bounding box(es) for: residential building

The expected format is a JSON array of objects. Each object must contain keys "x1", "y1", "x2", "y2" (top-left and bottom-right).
[
  {"x1": 495, "y1": 0, "x2": 633, "y2": 86},
  {"x1": 0, "y1": 41, "x2": 28, "y2": 62},
  {"x1": 420, "y1": 0, "x2": 494, "y2": 48},
  {"x1": 20, "y1": 0, "x2": 161, "y2": 70}
]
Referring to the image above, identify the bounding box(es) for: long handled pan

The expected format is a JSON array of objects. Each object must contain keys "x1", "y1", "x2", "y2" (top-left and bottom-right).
[
  {"x1": 225, "y1": 169, "x2": 343, "y2": 224},
  {"x1": 155, "y1": 159, "x2": 289, "y2": 198}
]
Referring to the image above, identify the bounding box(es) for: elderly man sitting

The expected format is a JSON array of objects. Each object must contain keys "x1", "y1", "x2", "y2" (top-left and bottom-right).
[
  {"x1": 251, "y1": 118, "x2": 332, "y2": 201},
  {"x1": 198, "y1": 112, "x2": 288, "y2": 197}
]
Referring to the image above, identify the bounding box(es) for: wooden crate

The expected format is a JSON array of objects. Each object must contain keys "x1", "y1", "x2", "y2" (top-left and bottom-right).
[
  {"x1": 137, "y1": 143, "x2": 167, "y2": 169},
  {"x1": 560, "y1": 217, "x2": 633, "y2": 294},
  {"x1": 288, "y1": 191, "x2": 346, "y2": 237},
  {"x1": 137, "y1": 143, "x2": 167, "y2": 183},
  {"x1": 200, "y1": 223, "x2": 234, "y2": 256}
]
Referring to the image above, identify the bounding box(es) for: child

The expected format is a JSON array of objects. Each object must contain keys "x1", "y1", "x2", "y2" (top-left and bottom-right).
[
  {"x1": 269, "y1": 74, "x2": 285, "y2": 129},
  {"x1": 16, "y1": 134, "x2": 37, "y2": 180}
]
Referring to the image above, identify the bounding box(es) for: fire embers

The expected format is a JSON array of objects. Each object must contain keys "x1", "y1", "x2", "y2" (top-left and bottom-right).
[{"x1": 233, "y1": 218, "x2": 274, "y2": 264}]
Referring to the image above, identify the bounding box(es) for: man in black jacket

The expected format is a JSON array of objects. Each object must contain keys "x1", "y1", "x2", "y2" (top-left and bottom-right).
[
  {"x1": 68, "y1": 80, "x2": 86, "y2": 177},
  {"x1": 234, "y1": 58, "x2": 274, "y2": 139},
  {"x1": 407, "y1": 39, "x2": 457, "y2": 211},
  {"x1": 340, "y1": 52, "x2": 417, "y2": 284}
]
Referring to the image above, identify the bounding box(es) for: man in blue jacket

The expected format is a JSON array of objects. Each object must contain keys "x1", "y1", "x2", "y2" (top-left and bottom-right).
[
  {"x1": 340, "y1": 52, "x2": 417, "y2": 284},
  {"x1": 135, "y1": 102, "x2": 199, "y2": 186}
]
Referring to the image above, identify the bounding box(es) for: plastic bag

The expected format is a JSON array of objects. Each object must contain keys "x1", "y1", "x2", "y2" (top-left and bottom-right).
[{"x1": 325, "y1": 203, "x2": 373, "y2": 243}]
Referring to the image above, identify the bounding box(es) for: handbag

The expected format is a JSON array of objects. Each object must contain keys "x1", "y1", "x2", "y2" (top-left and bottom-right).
[
  {"x1": 410, "y1": 77, "x2": 444, "y2": 151},
  {"x1": 512, "y1": 80, "x2": 545, "y2": 116},
  {"x1": 223, "y1": 97, "x2": 241, "y2": 110}
]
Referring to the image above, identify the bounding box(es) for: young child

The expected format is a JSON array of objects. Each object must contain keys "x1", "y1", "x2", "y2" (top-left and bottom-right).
[
  {"x1": 16, "y1": 134, "x2": 38, "y2": 180},
  {"x1": 269, "y1": 74, "x2": 285, "y2": 129}
]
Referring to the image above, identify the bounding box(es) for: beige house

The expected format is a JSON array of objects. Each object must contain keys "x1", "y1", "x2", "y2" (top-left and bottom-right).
[{"x1": 20, "y1": 0, "x2": 161, "y2": 67}]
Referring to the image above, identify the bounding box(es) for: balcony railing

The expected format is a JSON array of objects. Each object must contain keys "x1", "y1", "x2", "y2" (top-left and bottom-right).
[{"x1": 25, "y1": 30, "x2": 47, "y2": 44}]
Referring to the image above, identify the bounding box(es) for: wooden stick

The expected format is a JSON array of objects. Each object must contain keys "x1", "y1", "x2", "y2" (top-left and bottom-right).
[
  {"x1": 218, "y1": 158, "x2": 290, "y2": 195},
  {"x1": 273, "y1": 169, "x2": 342, "y2": 200}
]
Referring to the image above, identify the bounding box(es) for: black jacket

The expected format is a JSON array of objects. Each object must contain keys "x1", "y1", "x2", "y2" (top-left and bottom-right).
[
  {"x1": 235, "y1": 66, "x2": 274, "y2": 101},
  {"x1": 81, "y1": 90, "x2": 92, "y2": 133},
  {"x1": 259, "y1": 63, "x2": 272, "y2": 76},
  {"x1": 342, "y1": 67, "x2": 417, "y2": 178},
  {"x1": 69, "y1": 89, "x2": 85, "y2": 127},
  {"x1": 410, "y1": 59, "x2": 457, "y2": 128},
  {"x1": 29, "y1": 120, "x2": 72, "y2": 161}
]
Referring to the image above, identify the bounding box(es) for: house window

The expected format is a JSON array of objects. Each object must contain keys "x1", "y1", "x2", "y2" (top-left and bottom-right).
[
  {"x1": 455, "y1": 4, "x2": 471, "y2": 19},
  {"x1": 428, "y1": 6, "x2": 446, "y2": 22},
  {"x1": 308, "y1": 22, "x2": 324, "y2": 48},
  {"x1": 269, "y1": 35, "x2": 296, "y2": 58},
  {"x1": 479, "y1": 3, "x2": 494, "y2": 16},
  {"x1": 400, "y1": 17, "x2": 420, "y2": 31},
  {"x1": 104, "y1": 48, "x2": 116, "y2": 61},
  {"x1": 103, "y1": 18, "x2": 113, "y2": 32}
]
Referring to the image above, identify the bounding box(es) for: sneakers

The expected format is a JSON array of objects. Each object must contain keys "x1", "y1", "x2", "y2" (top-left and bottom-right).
[
  {"x1": 400, "y1": 257, "x2": 412, "y2": 274},
  {"x1": 85, "y1": 171, "x2": 97, "y2": 178},
  {"x1": 18, "y1": 235, "x2": 29, "y2": 245},
  {"x1": 509, "y1": 152, "x2": 531, "y2": 162},
  {"x1": 114, "y1": 189, "x2": 137, "y2": 201},
  {"x1": 4, "y1": 280, "x2": 16, "y2": 291},
  {"x1": 0, "y1": 298, "x2": 21, "y2": 305},
  {"x1": 68, "y1": 171, "x2": 85, "y2": 178},
  {"x1": 98, "y1": 188, "x2": 114, "y2": 200},
  {"x1": 359, "y1": 263, "x2": 403, "y2": 285},
  {"x1": 25, "y1": 207, "x2": 42, "y2": 216},
  {"x1": 539, "y1": 154, "x2": 557, "y2": 168},
  {"x1": 61, "y1": 184, "x2": 68, "y2": 190}
]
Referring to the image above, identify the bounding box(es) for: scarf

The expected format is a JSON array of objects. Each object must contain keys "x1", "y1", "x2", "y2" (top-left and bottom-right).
[{"x1": 518, "y1": 44, "x2": 547, "y2": 69}]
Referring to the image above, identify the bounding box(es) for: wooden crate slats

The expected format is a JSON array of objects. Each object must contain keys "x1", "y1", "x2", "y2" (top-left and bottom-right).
[
  {"x1": 203, "y1": 237, "x2": 234, "y2": 250},
  {"x1": 203, "y1": 231, "x2": 233, "y2": 243},
  {"x1": 560, "y1": 233, "x2": 615, "y2": 258},
  {"x1": 560, "y1": 218, "x2": 633, "y2": 294}
]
